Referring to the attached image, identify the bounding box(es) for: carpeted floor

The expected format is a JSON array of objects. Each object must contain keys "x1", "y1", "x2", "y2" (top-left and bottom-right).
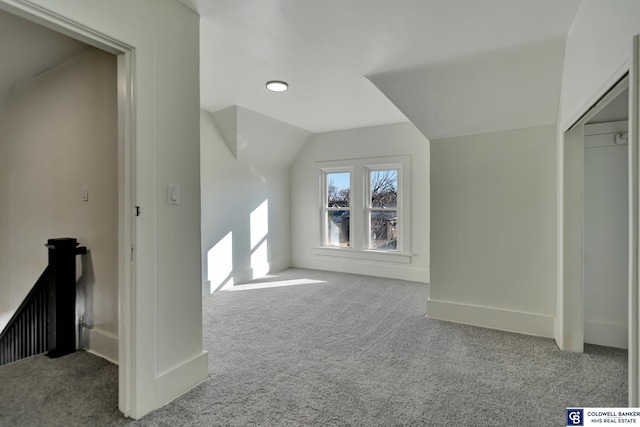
[
  {"x1": 0, "y1": 351, "x2": 124, "y2": 426},
  {"x1": 0, "y1": 268, "x2": 628, "y2": 426}
]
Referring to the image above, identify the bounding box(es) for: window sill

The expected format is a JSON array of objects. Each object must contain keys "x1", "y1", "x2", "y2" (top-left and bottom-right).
[{"x1": 313, "y1": 246, "x2": 412, "y2": 264}]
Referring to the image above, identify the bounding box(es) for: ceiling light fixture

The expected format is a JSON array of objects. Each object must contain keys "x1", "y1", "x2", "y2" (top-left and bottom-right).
[{"x1": 266, "y1": 80, "x2": 288, "y2": 92}]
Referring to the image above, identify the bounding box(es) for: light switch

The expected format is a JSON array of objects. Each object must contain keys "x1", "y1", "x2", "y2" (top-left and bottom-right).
[
  {"x1": 82, "y1": 186, "x2": 89, "y2": 202},
  {"x1": 168, "y1": 185, "x2": 180, "y2": 205}
]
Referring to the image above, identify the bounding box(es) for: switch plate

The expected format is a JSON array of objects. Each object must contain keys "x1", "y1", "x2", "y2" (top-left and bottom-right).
[
  {"x1": 168, "y1": 185, "x2": 180, "y2": 205},
  {"x1": 82, "y1": 186, "x2": 89, "y2": 202}
]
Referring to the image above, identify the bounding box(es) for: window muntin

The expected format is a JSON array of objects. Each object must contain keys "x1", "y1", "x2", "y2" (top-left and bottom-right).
[
  {"x1": 324, "y1": 171, "x2": 351, "y2": 247},
  {"x1": 368, "y1": 169, "x2": 399, "y2": 250}
]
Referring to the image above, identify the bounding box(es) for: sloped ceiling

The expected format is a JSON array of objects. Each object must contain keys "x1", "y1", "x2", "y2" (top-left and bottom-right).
[
  {"x1": 188, "y1": 0, "x2": 581, "y2": 140},
  {"x1": 212, "y1": 106, "x2": 312, "y2": 166},
  {"x1": 0, "y1": 10, "x2": 88, "y2": 101},
  {"x1": 368, "y1": 38, "x2": 568, "y2": 140}
]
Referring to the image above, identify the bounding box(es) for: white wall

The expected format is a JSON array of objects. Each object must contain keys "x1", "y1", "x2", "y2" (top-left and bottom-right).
[
  {"x1": 583, "y1": 128, "x2": 628, "y2": 349},
  {"x1": 201, "y1": 110, "x2": 291, "y2": 293},
  {"x1": 291, "y1": 122, "x2": 430, "y2": 282},
  {"x1": 0, "y1": 0, "x2": 207, "y2": 418},
  {"x1": 428, "y1": 125, "x2": 557, "y2": 337},
  {"x1": 213, "y1": 106, "x2": 312, "y2": 167},
  {"x1": 560, "y1": 0, "x2": 640, "y2": 128},
  {"x1": 0, "y1": 48, "x2": 118, "y2": 362}
]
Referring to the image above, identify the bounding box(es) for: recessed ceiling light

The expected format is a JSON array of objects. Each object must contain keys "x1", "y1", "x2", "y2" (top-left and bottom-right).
[{"x1": 266, "y1": 80, "x2": 288, "y2": 92}]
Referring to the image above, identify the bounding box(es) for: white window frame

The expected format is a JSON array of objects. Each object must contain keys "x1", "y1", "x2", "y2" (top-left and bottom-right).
[
  {"x1": 314, "y1": 156, "x2": 411, "y2": 263},
  {"x1": 366, "y1": 165, "x2": 402, "y2": 252},
  {"x1": 321, "y1": 167, "x2": 353, "y2": 247}
]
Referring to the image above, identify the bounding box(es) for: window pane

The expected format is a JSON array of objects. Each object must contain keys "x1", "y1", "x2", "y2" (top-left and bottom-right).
[
  {"x1": 327, "y1": 172, "x2": 350, "y2": 207},
  {"x1": 370, "y1": 211, "x2": 397, "y2": 250},
  {"x1": 370, "y1": 170, "x2": 397, "y2": 208},
  {"x1": 327, "y1": 210, "x2": 350, "y2": 247}
]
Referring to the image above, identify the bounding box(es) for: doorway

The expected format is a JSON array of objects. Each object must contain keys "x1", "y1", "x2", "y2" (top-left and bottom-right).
[
  {"x1": 560, "y1": 61, "x2": 640, "y2": 405},
  {"x1": 583, "y1": 89, "x2": 629, "y2": 349},
  {"x1": 0, "y1": 11, "x2": 120, "y2": 361},
  {"x1": 0, "y1": 1, "x2": 137, "y2": 417}
]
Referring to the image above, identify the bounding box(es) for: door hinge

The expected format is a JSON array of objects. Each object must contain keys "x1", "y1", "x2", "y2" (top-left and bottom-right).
[
  {"x1": 130, "y1": 245, "x2": 134, "y2": 262},
  {"x1": 135, "y1": 206, "x2": 141, "y2": 217}
]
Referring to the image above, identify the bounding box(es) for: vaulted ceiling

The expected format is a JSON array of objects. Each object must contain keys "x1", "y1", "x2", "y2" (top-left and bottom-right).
[
  {"x1": 2, "y1": 2, "x2": 585, "y2": 144},
  {"x1": 182, "y1": 0, "x2": 583, "y2": 139}
]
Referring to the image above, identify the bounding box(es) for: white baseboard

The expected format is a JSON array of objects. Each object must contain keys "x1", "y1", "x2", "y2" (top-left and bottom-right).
[
  {"x1": 231, "y1": 257, "x2": 292, "y2": 286},
  {"x1": 82, "y1": 326, "x2": 119, "y2": 364},
  {"x1": 554, "y1": 316, "x2": 562, "y2": 349},
  {"x1": 585, "y1": 319, "x2": 628, "y2": 349},
  {"x1": 154, "y1": 351, "x2": 209, "y2": 409},
  {"x1": 233, "y1": 268, "x2": 254, "y2": 285},
  {"x1": 426, "y1": 298, "x2": 555, "y2": 338},
  {"x1": 268, "y1": 257, "x2": 291, "y2": 275},
  {"x1": 292, "y1": 255, "x2": 429, "y2": 283}
]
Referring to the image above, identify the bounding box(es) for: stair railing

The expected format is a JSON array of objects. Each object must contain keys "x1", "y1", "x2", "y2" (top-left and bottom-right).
[{"x1": 0, "y1": 238, "x2": 87, "y2": 365}]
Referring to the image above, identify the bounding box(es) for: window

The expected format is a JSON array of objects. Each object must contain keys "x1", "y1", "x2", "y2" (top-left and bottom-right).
[
  {"x1": 324, "y1": 171, "x2": 351, "y2": 247},
  {"x1": 368, "y1": 169, "x2": 399, "y2": 250},
  {"x1": 316, "y1": 156, "x2": 411, "y2": 263}
]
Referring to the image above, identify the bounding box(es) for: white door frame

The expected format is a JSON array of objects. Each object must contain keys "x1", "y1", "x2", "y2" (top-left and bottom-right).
[
  {"x1": 0, "y1": 0, "x2": 139, "y2": 417},
  {"x1": 558, "y1": 35, "x2": 639, "y2": 407},
  {"x1": 630, "y1": 35, "x2": 640, "y2": 407}
]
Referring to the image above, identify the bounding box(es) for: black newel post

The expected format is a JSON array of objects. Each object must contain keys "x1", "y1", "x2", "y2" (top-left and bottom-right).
[{"x1": 46, "y1": 238, "x2": 87, "y2": 358}]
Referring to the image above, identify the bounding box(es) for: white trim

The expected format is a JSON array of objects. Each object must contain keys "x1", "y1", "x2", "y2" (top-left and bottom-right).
[
  {"x1": 365, "y1": 166, "x2": 402, "y2": 251},
  {"x1": 267, "y1": 256, "x2": 291, "y2": 275},
  {"x1": 561, "y1": 123, "x2": 585, "y2": 352},
  {"x1": 563, "y1": 58, "x2": 630, "y2": 133},
  {"x1": 427, "y1": 298, "x2": 555, "y2": 338},
  {"x1": 232, "y1": 267, "x2": 254, "y2": 286},
  {"x1": 220, "y1": 257, "x2": 293, "y2": 287},
  {"x1": 116, "y1": 47, "x2": 136, "y2": 419},
  {"x1": 313, "y1": 246, "x2": 412, "y2": 263},
  {"x1": 555, "y1": 112, "x2": 565, "y2": 349},
  {"x1": 154, "y1": 351, "x2": 209, "y2": 410},
  {"x1": 320, "y1": 167, "x2": 353, "y2": 247},
  {"x1": 584, "y1": 320, "x2": 628, "y2": 349},
  {"x1": 629, "y1": 34, "x2": 640, "y2": 407},
  {"x1": 83, "y1": 326, "x2": 119, "y2": 364},
  {"x1": 316, "y1": 155, "x2": 411, "y2": 259},
  {"x1": 567, "y1": 75, "x2": 629, "y2": 133},
  {"x1": 293, "y1": 255, "x2": 428, "y2": 283}
]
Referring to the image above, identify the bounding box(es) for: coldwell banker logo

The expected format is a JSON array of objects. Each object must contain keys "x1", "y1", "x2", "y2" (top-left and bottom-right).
[{"x1": 566, "y1": 408, "x2": 584, "y2": 426}]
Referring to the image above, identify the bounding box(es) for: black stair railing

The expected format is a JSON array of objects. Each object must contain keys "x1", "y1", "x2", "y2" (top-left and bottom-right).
[{"x1": 0, "y1": 238, "x2": 87, "y2": 365}]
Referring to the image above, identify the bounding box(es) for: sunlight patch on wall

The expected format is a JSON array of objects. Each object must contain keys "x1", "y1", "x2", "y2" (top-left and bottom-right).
[
  {"x1": 251, "y1": 240, "x2": 269, "y2": 278},
  {"x1": 250, "y1": 200, "x2": 269, "y2": 248},
  {"x1": 208, "y1": 232, "x2": 233, "y2": 293},
  {"x1": 250, "y1": 200, "x2": 269, "y2": 279}
]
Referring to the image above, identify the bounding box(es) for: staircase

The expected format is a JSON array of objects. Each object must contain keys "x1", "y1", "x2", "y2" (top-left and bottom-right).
[{"x1": 0, "y1": 238, "x2": 87, "y2": 365}]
